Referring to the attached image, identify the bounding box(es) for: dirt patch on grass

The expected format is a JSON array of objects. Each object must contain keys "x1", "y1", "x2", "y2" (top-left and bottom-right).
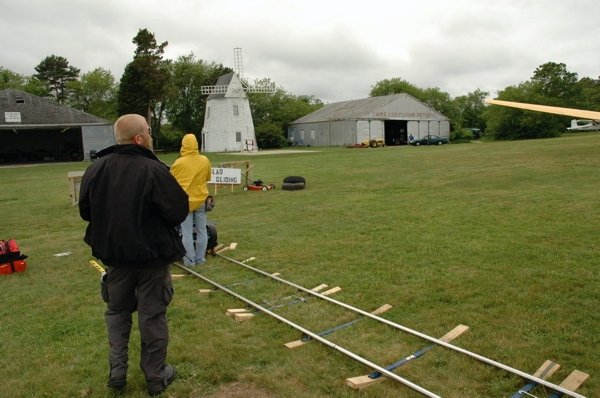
[{"x1": 204, "y1": 382, "x2": 279, "y2": 398}]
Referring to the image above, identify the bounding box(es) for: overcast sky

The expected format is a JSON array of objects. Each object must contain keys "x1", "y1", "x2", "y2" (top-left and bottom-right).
[{"x1": 2, "y1": 0, "x2": 599, "y2": 104}]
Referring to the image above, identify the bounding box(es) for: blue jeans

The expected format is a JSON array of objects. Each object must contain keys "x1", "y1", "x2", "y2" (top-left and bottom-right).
[{"x1": 181, "y1": 207, "x2": 207, "y2": 265}]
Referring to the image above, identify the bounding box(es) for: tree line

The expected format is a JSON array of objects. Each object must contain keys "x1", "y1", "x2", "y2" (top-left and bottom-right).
[{"x1": 1, "y1": 28, "x2": 599, "y2": 148}]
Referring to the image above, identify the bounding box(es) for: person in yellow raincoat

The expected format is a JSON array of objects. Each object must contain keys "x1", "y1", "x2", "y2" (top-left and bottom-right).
[{"x1": 170, "y1": 133, "x2": 212, "y2": 266}]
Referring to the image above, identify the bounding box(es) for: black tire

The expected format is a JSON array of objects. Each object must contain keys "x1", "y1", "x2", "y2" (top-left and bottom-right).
[
  {"x1": 282, "y1": 182, "x2": 305, "y2": 190},
  {"x1": 283, "y1": 176, "x2": 306, "y2": 184}
]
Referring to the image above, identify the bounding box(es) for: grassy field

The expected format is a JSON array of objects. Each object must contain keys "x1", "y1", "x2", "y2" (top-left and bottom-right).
[{"x1": 1, "y1": 134, "x2": 598, "y2": 397}]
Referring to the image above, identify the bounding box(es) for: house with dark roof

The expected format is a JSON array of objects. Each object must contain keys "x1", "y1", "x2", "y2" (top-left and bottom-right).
[
  {"x1": 0, "y1": 89, "x2": 115, "y2": 163},
  {"x1": 287, "y1": 93, "x2": 449, "y2": 147}
]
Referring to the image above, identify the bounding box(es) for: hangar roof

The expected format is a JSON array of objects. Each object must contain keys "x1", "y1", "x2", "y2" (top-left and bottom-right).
[
  {"x1": 289, "y1": 93, "x2": 448, "y2": 124},
  {"x1": 0, "y1": 89, "x2": 109, "y2": 130}
]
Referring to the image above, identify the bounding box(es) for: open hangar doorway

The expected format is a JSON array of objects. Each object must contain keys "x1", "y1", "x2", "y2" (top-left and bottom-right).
[
  {"x1": 384, "y1": 120, "x2": 408, "y2": 146},
  {"x1": 0, "y1": 127, "x2": 84, "y2": 164}
]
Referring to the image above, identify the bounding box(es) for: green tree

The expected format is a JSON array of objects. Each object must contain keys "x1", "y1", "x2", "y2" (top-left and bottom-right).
[
  {"x1": 0, "y1": 67, "x2": 27, "y2": 90},
  {"x1": 248, "y1": 79, "x2": 323, "y2": 148},
  {"x1": 69, "y1": 68, "x2": 117, "y2": 120},
  {"x1": 453, "y1": 89, "x2": 488, "y2": 132},
  {"x1": 484, "y1": 62, "x2": 582, "y2": 140},
  {"x1": 163, "y1": 53, "x2": 232, "y2": 135},
  {"x1": 576, "y1": 76, "x2": 600, "y2": 111},
  {"x1": 117, "y1": 28, "x2": 170, "y2": 140},
  {"x1": 370, "y1": 77, "x2": 422, "y2": 98},
  {"x1": 33, "y1": 55, "x2": 80, "y2": 103},
  {"x1": 531, "y1": 62, "x2": 580, "y2": 105},
  {"x1": 484, "y1": 82, "x2": 563, "y2": 140}
]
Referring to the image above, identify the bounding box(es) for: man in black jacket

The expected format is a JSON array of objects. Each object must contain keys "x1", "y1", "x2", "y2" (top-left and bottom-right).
[{"x1": 79, "y1": 114, "x2": 188, "y2": 396}]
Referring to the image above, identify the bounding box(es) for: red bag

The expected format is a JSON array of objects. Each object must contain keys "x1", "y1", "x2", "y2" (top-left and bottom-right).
[{"x1": 0, "y1": 239, "x2": 28, "y2": 275}]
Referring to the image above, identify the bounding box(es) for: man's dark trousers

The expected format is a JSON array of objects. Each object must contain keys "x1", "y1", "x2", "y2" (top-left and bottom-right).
[{"x1": 104, "y1": 264, "x2": 173, "y2": 389}]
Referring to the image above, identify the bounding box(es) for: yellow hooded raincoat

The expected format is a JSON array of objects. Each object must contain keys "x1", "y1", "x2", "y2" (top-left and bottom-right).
[{"x1": 170, "y1": 134, "x2": 212, "y2": 212}]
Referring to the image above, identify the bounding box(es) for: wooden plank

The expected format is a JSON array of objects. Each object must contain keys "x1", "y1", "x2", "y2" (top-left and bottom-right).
[
  {"x1": 229, "y1": 242, "x2": 238, "y2": 250},
  {"x1": 216, "y1": 246, "x2": 230, "y2": 254},
  {"x1": 171, "y1": 274, "x2": 187, "y2": 280},
  {"x1": 226, "y1": 308, "x2": 251, "y2": 316},
  {"x1": 510, "y1": 360, "x2": 561, "y2": 398},
  {"x1": 371, "y1": 304, "x2": 393, "y2": 316},
  {"x1": 558, "y1": 370, "x2": 589, "y2": 391},
  {"x1": 532, "y1": 360, "x2": 560, "y2": 379},
  {"x1": 284, "y1": 304, "x2": 392, "y2": 349},
  {"x1": 213, "y1": 243, "x2": 225, "y2": 252},
  {"x1": 241, "y1": 257, "x2": 256, "y2": 264},
  {"x1": 322, "y1": 286, "x2": 341, "y2": 296},
  {"x1": 346, "y1": 324, "x2": 469, "y2": 390},
  {"x1": 439, "y1": 324, "x2": 469, "y2": 343},
  {"x1": 198, "y1": 289, "x2": 214, "y2": 294},
  {"x1": 310, "y1": 283, "x2": 328, "y2": 292},
  {"x1": 233, "y1": 312, "x2": 255, "y2": 322}
]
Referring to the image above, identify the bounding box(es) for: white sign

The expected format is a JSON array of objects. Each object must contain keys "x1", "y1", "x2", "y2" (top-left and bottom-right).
[
  {"x1": 5, "y1": 112, "x2": 21, "y2": 123},
  {"x1": 210, "y1": 168, "x2": 241, "y2": 184}
]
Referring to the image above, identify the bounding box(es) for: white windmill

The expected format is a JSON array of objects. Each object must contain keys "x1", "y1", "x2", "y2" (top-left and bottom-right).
[{"x1": 200, "y1": 47, "x2": 276, "y2": 152}]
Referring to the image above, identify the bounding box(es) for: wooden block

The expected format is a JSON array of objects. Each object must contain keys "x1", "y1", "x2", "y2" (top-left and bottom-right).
[
  {"x1": 229, "y1": 242, "x2": 238, "y2": 250},
  {"x1": 216, "y1": 246, "x2": 230, "y2": 254},
  {"x1": 310, "y1": 283, "x2": 328, "y2": 292},
  {"x1": 171, "y1": 274, "x2": 187, "y2": 280},
  {"x1": 346, "y1": 324, "x2": 469, "y2": 390},
  {"x1": 322, "y1": 286, "x2": 341, "y2": 296},
  {"x1": 558, "y1": 369, "x2": 589, "y2": 391},
  {"x1": 226, "y1": 308, "x2": 251, "y2": 316},
  {"x1": 532, "y1": 360, "x2": 560, "y2": 379},
  {"x1": 233, "y1": 312, "x2": 255, "y2": 322},
  {"x1": 213, "y1": 244, "x2": 225, "y2": 252},
  {"x1": 345, "y1": 375, "x2": 376, "y2": 390},
  {"x1": 198, "y1": 289, "x2": 214, "y2": 294},
  {"x1": 284, "y1": 339, "x2": 306, "y2": 349},
  {"x1": 371, "y1": 304, "x2": 393, "y2": 316},
  {"x1": 242, "y1": 257, "x2": 256, "y2": 264},
  {"x1": 439, "y1": 324, "x2": 469, "y2": 343},
  {"x1": 271, "y1": 272, "x2": 281, "y2": 277}
]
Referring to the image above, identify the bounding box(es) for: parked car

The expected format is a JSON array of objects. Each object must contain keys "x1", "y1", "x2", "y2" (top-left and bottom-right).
[{"x1": 410, "y1": 135, "x2": 449, "y2": 146}]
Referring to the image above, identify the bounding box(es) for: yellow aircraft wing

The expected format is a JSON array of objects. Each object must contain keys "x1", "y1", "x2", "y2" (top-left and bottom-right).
[{"x1": 485, "y1": 99, "x2": 600, "y2": 120}]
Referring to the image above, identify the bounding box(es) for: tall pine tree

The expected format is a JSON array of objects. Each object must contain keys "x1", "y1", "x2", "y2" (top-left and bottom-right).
[{"x1": 117, "y1": 29, "x2": 170, "y2": 127}]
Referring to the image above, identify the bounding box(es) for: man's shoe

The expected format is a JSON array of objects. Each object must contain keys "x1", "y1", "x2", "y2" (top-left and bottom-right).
[
  {"x1": 148, "y1": 365, "x2": 176, "y2": 396},
  {"x1": 107, "y1": 376, "x2": 126, "y2": 392}
]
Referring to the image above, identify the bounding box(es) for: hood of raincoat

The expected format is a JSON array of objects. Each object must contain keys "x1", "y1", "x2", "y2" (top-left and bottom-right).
[{"x1": 180, "y1": 133, "x2": 199, "y2": 157}]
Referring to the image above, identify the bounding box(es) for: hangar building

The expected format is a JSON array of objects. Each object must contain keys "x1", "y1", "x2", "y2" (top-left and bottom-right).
[
  {"x1": 287, "y1": 93, "x2": 449, "y2": 147},
  {"x1": 0, "y1": 89, "x2": 115, "y2": 163}
]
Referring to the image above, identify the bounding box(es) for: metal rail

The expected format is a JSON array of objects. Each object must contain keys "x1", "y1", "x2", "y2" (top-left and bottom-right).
[
  {"x1": 214, "y1": 253, "x2": 587, "y2": 398},
  {"x1": 175, "y1": 262, "x2": 440, "y2": 397}
]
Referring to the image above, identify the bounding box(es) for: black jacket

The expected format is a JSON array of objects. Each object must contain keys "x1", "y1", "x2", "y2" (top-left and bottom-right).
[{"x1": 79, "y1": 144, "x2": 188, "y2": 267}]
